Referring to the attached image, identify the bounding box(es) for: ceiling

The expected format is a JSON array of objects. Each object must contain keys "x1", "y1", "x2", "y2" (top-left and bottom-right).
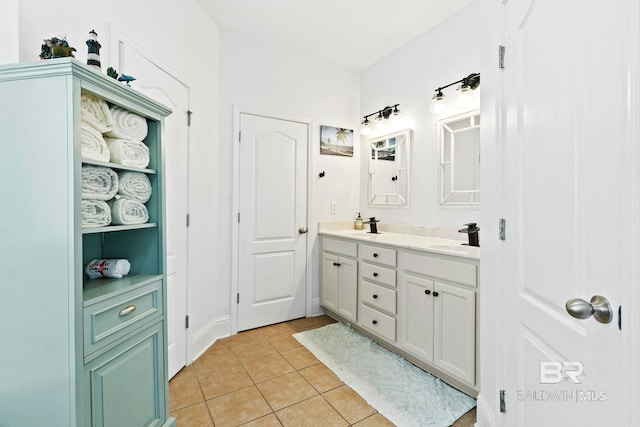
[{"x1": 198, "y1": 0, "x2": 476, "y2": 70}]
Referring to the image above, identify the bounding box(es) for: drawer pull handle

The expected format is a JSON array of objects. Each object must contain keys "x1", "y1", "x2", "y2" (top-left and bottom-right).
[
  {"x1": 119, "y1": 305, "x2": 137, "y2": 316},
  {"x1": 425, "y1": 290, "x2": 431, "y2": 295},
  {"x1": 372, "y1": 320, "x2": 378, "y2": 325},
  {"x1": 373, "y1": 294, "x2": 378, "y2": 299},
  {"x1": 373, "y1": 253, "x2": 379, "y2": 258},
  {"x1": 433, "y1": 292, "x2": 439, "y2": 297},
  {"x1": 373, "y1": 272, "x2": 379, "y2": 277},
  {"x1": 333, "y1": 262, "x2": 341, "y2": 267}
]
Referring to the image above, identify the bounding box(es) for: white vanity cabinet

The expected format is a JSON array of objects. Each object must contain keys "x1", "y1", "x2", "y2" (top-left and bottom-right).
[
  {"x1": 321, "y1": 237, "x2": 358, "y2": 322},
  {"x1": 399, "y1": 251, "x2": 478, "y2": 388},
  {"x1": 319, "y1": 229, "x2": 479, "y2": 395}
]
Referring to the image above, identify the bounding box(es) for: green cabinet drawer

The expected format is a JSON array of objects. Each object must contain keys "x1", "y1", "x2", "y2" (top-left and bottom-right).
[{"x1": 84, "y1": 280, "x2": 163, "y2": 356}]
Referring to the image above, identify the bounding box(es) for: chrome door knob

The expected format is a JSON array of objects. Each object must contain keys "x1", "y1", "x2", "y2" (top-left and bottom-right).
[
  {"x1": 565, "y1": 295, "x2": 613, "y2": 324},
  {"x1": 298, "y1": 227, "x2": 308, "y2": 234}
]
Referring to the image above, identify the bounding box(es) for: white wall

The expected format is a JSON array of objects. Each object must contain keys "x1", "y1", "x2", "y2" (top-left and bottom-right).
[
  {"x1": 0, "y1": 0, "x2": 19, "y2": 64},
  {"x1": 360, "y1": 1, "x2": 483, "y2": 234},
  {"x1": 16, "y1": 0, "x2": 221, "y2": 361},
  {"x1": 218, "y1": 32, "x2": 361, "y2": 326}
]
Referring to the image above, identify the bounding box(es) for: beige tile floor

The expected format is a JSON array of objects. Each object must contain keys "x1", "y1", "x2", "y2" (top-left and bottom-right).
[{"x1": 169, "y1": 315, "x2": 476, "y2": 427}]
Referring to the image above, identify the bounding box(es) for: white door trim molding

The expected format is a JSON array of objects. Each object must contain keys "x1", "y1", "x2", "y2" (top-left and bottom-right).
[{"x1": 231, "y1": 105, "x2": 314, "y2": 335}]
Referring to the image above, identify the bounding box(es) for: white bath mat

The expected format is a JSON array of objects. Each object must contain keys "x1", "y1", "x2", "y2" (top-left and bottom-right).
[{"x1": 293, "y1": 322, "x2": 476, "y2": 427}]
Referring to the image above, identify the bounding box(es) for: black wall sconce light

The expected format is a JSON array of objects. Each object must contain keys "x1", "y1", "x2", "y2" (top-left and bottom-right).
[
  {"x1": 360, "y1": 104, "x2": 400, "y2": 135},
  {"x1": 429, "y1": 73, "x2": 480, "y2": 114}
]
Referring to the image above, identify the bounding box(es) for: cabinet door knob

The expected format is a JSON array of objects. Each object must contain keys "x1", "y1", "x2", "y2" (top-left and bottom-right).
[
  {"x1": 119, "y1": 305, "x2": 137, "y2": 316},
  {"x1": 425, "y1": 290, "x2": 431, "y2": 295},
  {"x1": 333, "y1": 262, "x2": 341, "y2": 267},
  {"x1": 373, "y1": 294, "x2": 378, "y2": 299},
  {"x1": 372, "y1": 320, "x2": 378, "y2": 325},
  {"x1": 373, "y1": 253, "x2": 379, "y2": 258},
  {"x1": 373, "y1": 272, "x2": 379, "y2": 277},
  {"x1": 433, "y1": 291, "x2": 439, "y2": 297}
]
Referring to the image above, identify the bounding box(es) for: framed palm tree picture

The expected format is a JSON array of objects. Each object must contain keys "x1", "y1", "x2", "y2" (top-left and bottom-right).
[{"x1": 320, "y1": 125, "x2": 354, "y2": 157}]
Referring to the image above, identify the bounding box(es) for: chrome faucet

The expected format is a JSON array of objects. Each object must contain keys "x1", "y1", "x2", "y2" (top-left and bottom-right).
[{"x1": 459, "y1": 222, "x2": 480, "y2": 247}]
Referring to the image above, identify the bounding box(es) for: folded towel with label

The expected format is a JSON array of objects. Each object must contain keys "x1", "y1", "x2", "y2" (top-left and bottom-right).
[
  {"x1": 117, "y1": 171, "x2": 152, "y2": 203},
  {"x1": 81, "y1": 200, "x2": 111, "y2": 228},
  {"x1": 82, "y1": 166, "x2": 118, "y2": 201},
  {"x1": 81, "y1": 122, "x2": 110, "y2": 162},
  {"x1": 105, "y1": 137, "x2": 150, "y2": 168},
  {"x1": 109, "y1": 198, "x2": 149, "y2": 225},
  {"x1": 106, "y1": 106, "x2": 148, "y2": 141},
  {"x1": 81, "y1": 92, "x2": 114, "y2": 134},
  {"x1": 85, "y1": 258, "x2": 131, "y2": 279}
]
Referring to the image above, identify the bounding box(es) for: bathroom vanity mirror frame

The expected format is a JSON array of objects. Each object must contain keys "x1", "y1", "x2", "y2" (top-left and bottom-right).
[
  {"x1": 438, "y1": 110, "x2": 480, "y2": 207},
  {"x1": 368, "y1": 129, "x2": 411, "y2": 206}
]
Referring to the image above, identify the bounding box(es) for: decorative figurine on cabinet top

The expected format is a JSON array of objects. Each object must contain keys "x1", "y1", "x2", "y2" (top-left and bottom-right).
[
  {"x1": 117, "y1": 74, "x2": 136, "y2": 86},
  {"x1": 106, "y1": 67, "x2": 118, "y2": 80},
  {"x1": 85, "y1": 29, "x2": 102, "y2": 71},
  {"x1": 39, "y1": 36, "x2": 76, "y2": 59}
]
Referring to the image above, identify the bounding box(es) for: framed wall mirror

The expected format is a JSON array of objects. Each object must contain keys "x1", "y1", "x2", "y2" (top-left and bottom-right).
[
  {"x1": 368, "y1": 129, "x2": 410, "y2": 206},
  {"x1": 438, "y1": 110, "x2": 480, "y2": 206}
]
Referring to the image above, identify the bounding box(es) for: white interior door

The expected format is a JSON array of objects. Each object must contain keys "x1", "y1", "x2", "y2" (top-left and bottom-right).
[
  {"x1": 238, "y1": 113, "x2": 308, "y2": 331},
  {"x1": 116, "y1": 39, "x2": 190, "y2": 379},
  {"x1": 501, "y1": 0, "x2": 635, "y2": 424}
]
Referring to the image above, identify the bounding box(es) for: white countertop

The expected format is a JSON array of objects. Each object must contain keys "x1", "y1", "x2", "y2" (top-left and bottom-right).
[{"x1": 319, "y1": 224, "x2": 480, "y2": 260}]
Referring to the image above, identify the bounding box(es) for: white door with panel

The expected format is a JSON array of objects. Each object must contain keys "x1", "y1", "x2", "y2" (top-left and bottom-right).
[
  {"x1": 322, "y1": 252, "x2": 358, "y2": 322},
  {"x1": 238, "y1": 114, "x2": 308, "y2": 331},
  {"x1": 117, "y1": 39, "x2": 190, "y2": 378},
  {"x1": 501, "y1": 0, "x2": 635, "y2": 425}
]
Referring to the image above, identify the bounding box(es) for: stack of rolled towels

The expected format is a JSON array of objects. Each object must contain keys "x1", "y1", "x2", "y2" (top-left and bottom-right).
[
  {"x1": 80, "y1": 91, "x2": 153, "y2": 228},
  {"x1": 81, "y1": 166, "x2": 151, "y2": 227},
  {"x1": 80, "y1": 91, "x2": 150, "y2": 168}
]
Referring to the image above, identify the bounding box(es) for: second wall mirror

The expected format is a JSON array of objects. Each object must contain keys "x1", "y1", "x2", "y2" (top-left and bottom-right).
[
  {"x1": 368, "y1": 129, "x2": 411, "y2": 206},
  {"x1": 438, "y1": 110, "x2": 480, "y2": 206}
]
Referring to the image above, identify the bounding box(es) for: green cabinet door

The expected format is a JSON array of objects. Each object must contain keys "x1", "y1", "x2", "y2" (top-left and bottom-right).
[{"x1": 85, "y1": 321, "x2": 167, "y2": 427}]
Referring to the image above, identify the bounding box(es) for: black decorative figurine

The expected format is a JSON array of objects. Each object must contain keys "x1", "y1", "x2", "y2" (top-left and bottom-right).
[{"x1": 86, "y1": 30, "x2": 101, "y2": 71}]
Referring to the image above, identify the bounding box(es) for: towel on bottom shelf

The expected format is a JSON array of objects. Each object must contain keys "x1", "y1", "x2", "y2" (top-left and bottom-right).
[
  {"x1": 81, "y1": 200, "x2": 111, "y2": 228},
  {"x1": 82, "y1": 166, "x2": 118, "y2": 201},
  {"x1": 81, "y1": 122, "x2": 110, "y2": 162},
  {"x1": 110, "y1": 198, "x2": 149, "y2": 225},
  {"x1": 85, "y1": 259, "x2": 131, "y2": 279},
  {"x1": 105, "y1": 137, "x2": 150, "y2": 168},
  {"x1": 118, "y1": 171, "x2": 152, "y2": 203}
]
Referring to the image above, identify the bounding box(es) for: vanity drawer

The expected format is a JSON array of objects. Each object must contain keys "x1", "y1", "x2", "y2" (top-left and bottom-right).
[
  {"x1": 403, "y1": 252, "x2": 477, "y2": 287},
  {"x1": 84, "y1": 280, "x2": 163, "y2": 356},
  {"x1": 360, "y1": 244, "x2": 396, "y2": 267},
  {"x1": 323, "y1": 237, "x2": 358, "y2": 258},
  {"x1": 360, "y1": 262, "x2": 396, "y2": 288},
  {"x1": 359, "y1": 303, "x2": 396, "y2": 342},
  {"x1": 360, "y1": 280, "x2": 396, "y2": 315}
]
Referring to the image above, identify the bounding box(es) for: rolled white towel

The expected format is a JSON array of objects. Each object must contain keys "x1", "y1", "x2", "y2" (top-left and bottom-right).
[
  {"x1": 81, "y1": 200, "x2": 111, "y2": 228},
  {"x1": 109, "y1": 198, "x2": 149, "y2": 225},
  {"x1": 85, "y1": 259, "x2": 131, "y2": 279},
  {"x1": 81, "y1": 122, "x2": 110, "y2": 162},
  {"x1": 105, "y1": 137, "x2": 150, "y2": 168},
  {"x1": 82, "y1": 166, "x2": 118, "y2": 201},
  {"x1": 118, "y1": 171, "x2": 152, "y2": 203},
  {"x1": 81, "y1": 91, "x2": 114, "y2": 134},
  {"x1": 106, "y1": 106, "x2": 148, "y2": 141}
]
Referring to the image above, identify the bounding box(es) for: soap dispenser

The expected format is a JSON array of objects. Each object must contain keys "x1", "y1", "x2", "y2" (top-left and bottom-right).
[{"x1": 354, "y1": 212, "x2": 364, "y2": 230}]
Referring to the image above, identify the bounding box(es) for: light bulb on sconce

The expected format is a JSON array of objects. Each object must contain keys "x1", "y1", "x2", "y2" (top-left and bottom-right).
[
  {"x1": 429, "y1": 73, "x2": 480, "y2": 114},
  {"x1": 360, "y1": 104, "x2": 401, "y2": 135}
]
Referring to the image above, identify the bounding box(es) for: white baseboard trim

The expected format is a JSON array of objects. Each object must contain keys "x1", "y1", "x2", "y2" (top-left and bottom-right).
[
  {"x1": 475, "y1": 392, "x2": 496, "y2": 427},
  {"x1": 190, "y1": 315, "x2": 231, "y2": 363},
  {"x1": 311, "y1": 297, "x2": 324, "y2": 317}
]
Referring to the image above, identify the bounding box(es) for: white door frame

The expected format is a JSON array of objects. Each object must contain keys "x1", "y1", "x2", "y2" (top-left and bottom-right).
[{"x1": 231, "y1": 105, "x2": 314, "y2": 334}]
